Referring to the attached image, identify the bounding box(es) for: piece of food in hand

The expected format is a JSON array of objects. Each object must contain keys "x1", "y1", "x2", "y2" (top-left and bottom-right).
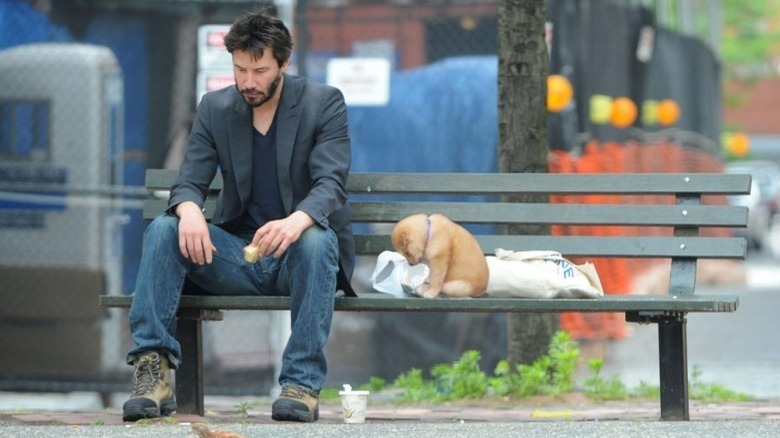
[{"x1": 243, "y1": 244, "x2": 260, "y2": 263}]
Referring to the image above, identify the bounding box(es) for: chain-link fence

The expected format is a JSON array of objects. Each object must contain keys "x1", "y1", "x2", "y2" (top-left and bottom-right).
[
  {"x1": 1, "y1": 0, "x2": 725, "y2": 400},
  {"x1": 0, "y1": 0, "x2": 507, "y2": 398},
  {"x1": 0, "y1": 36, "x2": 130, "y2": 387}
]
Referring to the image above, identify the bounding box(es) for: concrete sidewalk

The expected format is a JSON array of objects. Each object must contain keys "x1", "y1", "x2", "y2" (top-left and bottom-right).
[{"x1": 2, "y1": 396, "x2": 780, "y2": 437}]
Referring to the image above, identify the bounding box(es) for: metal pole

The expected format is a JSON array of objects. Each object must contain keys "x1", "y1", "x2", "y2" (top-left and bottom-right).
[
  {"x1": 708, "y1": 0, "x2": 722, "y2": 57},
  {"x1": 680, "y1": 0, "x2": 695, "y2": 36},
  {"x1": 295, "y1": 0, "x2": 308, "y2": 77},
  {"x1": 657, "y1": 0, "x2": 670, "y2": 29}
]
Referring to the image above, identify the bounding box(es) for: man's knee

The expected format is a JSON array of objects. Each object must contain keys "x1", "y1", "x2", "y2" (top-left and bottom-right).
[
  {"x1": 295, "y1": 226, "x2": 338, "y2": 259},
  {"x1": 145, "y1": 214, "x2": 179, "y2": 242}
]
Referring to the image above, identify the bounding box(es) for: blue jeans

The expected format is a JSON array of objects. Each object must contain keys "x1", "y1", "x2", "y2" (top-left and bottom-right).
[{"x1": 127, "y1": 214, "x2": 339, "y2": 392}]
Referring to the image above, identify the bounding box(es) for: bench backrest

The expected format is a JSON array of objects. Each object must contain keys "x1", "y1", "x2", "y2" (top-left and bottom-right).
[{"x1": 144, "y1": 169, "x2": 751, "y2": 295}]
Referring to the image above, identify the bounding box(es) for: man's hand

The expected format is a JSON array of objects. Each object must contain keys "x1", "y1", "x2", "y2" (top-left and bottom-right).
[
  {"x1": 252, "y1": 210, "x2": 315, "y2": 259},
  {"x1": 176, "y1": 201, "x2": 217, "y2": 265}
]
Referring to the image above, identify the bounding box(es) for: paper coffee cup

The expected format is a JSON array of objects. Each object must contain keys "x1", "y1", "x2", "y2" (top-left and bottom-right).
[{"x1": 338, "y1": 384, "x2": 369, "y2": 423}]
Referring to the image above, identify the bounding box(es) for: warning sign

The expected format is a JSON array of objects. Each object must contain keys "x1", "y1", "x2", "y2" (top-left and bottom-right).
[{"x1": 326, "y1": 58, "x2": 390, "y2": 106}]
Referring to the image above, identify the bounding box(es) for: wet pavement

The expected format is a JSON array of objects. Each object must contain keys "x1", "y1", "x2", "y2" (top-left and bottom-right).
[{"x1": 1, "y1": 396, "x2": 780, "y2": 437}]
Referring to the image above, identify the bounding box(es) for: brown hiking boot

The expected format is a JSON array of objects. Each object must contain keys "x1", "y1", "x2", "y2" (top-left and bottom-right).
[
  {"x1": 271, "y1": 385, "x2": 319, "y2": 422},
  {"x1": 122, "y1": 351, "x2": 176, "y2": 422}
]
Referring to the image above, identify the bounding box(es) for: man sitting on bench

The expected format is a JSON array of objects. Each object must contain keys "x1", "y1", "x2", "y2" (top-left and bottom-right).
[{"x1": 122, "y1": 8, "x2": 355, "y2": 423}]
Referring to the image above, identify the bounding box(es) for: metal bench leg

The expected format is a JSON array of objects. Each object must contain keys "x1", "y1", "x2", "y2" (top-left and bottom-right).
[
  {"x1": 175, "y1": 317, "x2": 205, "y2": 416},
  {"x1": 658, "y1": 314, "x2": 689, "y2": 421}
]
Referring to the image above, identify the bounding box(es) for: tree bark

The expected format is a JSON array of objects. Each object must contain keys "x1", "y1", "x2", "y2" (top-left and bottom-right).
[{"x1": 497, "y1": 0, "x2": 558, "y2": 365}]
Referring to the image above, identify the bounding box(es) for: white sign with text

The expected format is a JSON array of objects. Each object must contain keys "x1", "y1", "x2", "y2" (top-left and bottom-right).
[{"x1": 326, "y1": 58, "x2": 390, "y2": 106}]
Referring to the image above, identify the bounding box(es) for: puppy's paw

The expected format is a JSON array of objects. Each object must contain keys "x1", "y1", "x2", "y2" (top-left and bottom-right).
[{"x1": 414, "y1": 284, "x2": 441, "y2": 299}]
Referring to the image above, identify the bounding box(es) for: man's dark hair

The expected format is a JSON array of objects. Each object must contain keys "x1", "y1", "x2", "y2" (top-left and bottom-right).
[{"x1": 223, "y1": 9, "x2": 293, "y2": 67}]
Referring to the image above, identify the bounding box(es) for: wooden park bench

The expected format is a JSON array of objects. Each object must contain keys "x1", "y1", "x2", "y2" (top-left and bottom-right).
[{"x1": 99, "y1": 169, "x2": 751, "y2": 421}]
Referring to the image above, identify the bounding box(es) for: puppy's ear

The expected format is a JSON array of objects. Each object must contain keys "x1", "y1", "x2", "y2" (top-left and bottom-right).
[
  {"x1": 403, "y1": 233, "x2": 414, "y2": 250},
  {"x1": 396, "y1": 230, "x2": 408, "y2": 247},
  {"x1": 392, "y1": 228, "x2": 407, "y2": 251}
]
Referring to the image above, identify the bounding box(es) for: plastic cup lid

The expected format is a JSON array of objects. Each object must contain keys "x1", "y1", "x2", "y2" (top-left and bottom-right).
[{"x1": 339, "y1": 390, "x2": 370, "y2": 396}]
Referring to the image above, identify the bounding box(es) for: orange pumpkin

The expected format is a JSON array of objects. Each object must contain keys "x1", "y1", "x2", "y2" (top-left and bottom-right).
[
  {"x1": 547, "y1": 75, "x2": 573, "y2": 112},
  {"x1": 657, "y1": 99, "x2": 681, "y2": 126},
  {"x1": 610, "y1": 97, "x2": 637, "y2": 128},
  {"x1": 728, "y1": 133, "x2": 750, "y2": 157}
]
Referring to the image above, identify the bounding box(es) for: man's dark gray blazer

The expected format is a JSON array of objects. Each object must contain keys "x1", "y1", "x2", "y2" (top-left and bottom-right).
[{"x1": 168, "y1": 73, "x2": 356, "y2": 296}]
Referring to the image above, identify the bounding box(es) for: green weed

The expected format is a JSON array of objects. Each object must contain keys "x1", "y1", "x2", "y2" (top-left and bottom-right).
[
  {"x1": 491, "y1": 331, "x2": 580, "y2": 397},
  {"x1": 319, "y1": 387, "x2": 341, "y2": 400},
  {"x1": 689, "y1": 365, "x2": 753, "y2": 402},
  {"x1": 393, "y1": 368, "x2": 441, "y2": 403},
  {"x1": 631, "y1": 380, "x2": 660, "y2": 399},
  {"x1": 431, "y1": 350, "x2": 489, "y2": 400},
  {"x1": 389, "y1": 331, "x2": 581, "y2": 402},
  {"x1": 361, "y1": 376, "x2": 387, "y2": 393},
  {"x1": 582, "y1": 358, "x2": 628, "y2": 401},
  {"x1": 324, "y1": 331, "x2": 754, "y2": 406},
  {"x1": 235, "y1": 401, "x2": 250, "y2": 418}
]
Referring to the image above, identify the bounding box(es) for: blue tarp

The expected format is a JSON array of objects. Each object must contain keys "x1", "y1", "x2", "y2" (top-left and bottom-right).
[
  {"x1": 81, "y1": 17, "x2": 151, "y2": 293},
  {"x1": 82, "y1": 16, "x2": 149, "y2": 153},
  {"x1": 348, "y1": 56, "x2": 499, "y2": 173},
  {"x1": 0, "y1": 0, "x2": 71, "y2": 50}
]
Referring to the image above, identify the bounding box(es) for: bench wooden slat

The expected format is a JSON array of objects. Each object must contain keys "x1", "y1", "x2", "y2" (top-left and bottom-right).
[
  {"x1": 346, "y1": 172, "x2": 751, "y2": 195},
  {"x1": 144, "y1": 198, "x2": 169, "y2": 219},
  {"x1": 144, "y1": 198, "x2": 748, "y2": 228},
  {"x1": 145, "y1": 170, "x2": 752, "y2": 196},
  {"x1": 355, "y1": 235, "x2": 747, "y2": 258},
  {"x1": 145, "y1": 170, "x2": 223, "y2": 191},
  {"x1": 352, "y1": 202, "x2": 748, "y2": 227},
  {"x1": 99, "y1": 293, "x2": 739, "y2": 313}
]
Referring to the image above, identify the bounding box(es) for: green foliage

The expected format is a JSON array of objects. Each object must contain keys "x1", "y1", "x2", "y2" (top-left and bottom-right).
[
  {"x1": 547, "y1": 331, "x2": 579, "y2": 393},
  {"x1": 580, "y1": 362, "x2": 754, "y2": 403},
  {"x1": 582, "y1": 359, "x2": 628, "y2": 401},
  {"x1": 722, "y1": 0, "x2": 780, "y2": 77},
  {"x1": 372, "y1": 331, "x2": 754, "y2": 406},
  {"x1": 631, "y1": 381, "x2": 661, "y2": 399},
  {"x1": 393, "y1": 368, "x2": 441, "y2": 403},
  {"x1": 360, "y1": 376, "x2": 387, "y2": 393},
  {"x1": 431, "y1": 350, "x2": 489, "y2": 400},
  {"x1": 235, "y1": 401, "x2": 250, "y2": 418},
  {"x1": 505, "y1": 331, "x2": 579, "y2": 397},
  {"x1": 488, "y1": 360, "x2": 515, "y2": 397},
  {"x1": 389, "y1": 331, "x2": 582, "y2": 402},
  {"x1": 318, "y1": 387, "x2": 341, "y2": 400},
  {"x1": 514, "y1": 357, "x2": 553, "y2": 397},
  {"x1": 689, "y1": 365, "x2": 753, "y2": 403}
]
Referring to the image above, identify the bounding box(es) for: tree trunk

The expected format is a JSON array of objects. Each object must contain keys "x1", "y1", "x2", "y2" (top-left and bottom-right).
[{"x1": 497, "y1": 0, "x2": 558, "y2": 365}]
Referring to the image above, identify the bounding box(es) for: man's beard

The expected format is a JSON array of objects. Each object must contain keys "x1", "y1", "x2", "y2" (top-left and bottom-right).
[{"x1": 238, "y1": 73, "x2": 282, "y2": 108}]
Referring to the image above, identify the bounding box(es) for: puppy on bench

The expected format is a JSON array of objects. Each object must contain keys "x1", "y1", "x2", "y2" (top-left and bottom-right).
[{"x1": 391, "y1": 213, "x2": 488, "y2": 298}]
